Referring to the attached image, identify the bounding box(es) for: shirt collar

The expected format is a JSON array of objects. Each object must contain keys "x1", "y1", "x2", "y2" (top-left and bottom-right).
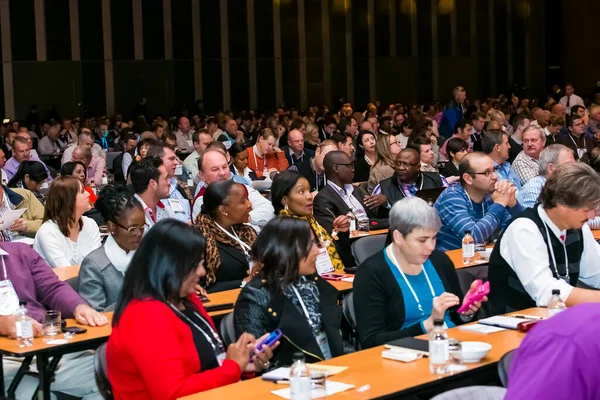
[
  {"x1": 537, "y1": 205, "x2": 566, "y2": 241},
  {"x1": 327, "y1": 180, "x2": 354, "y2": 195},
  {"x1": 0, "y1": 247, "x2": 9, "y2": 256}
]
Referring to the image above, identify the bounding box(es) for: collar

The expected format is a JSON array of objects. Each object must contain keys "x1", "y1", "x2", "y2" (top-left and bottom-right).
[
  {"x1": 0, "y1": 246, "x2": 9, "y2": 256},
  {"x1": 253, "y1": 145, "x2": 264, "y2": 158},
  {"x1": 3, "y1": 186, "x2": 23, "y2": 207},
  {"x1": 289, "y1": 147, "x2": 304, "y2": 158},
  {"x1": 134, "y1": 193, "x2": 163, "y2": 210},
  {"x1": 537, "y1": 205, "x2": 566, "y2": 242},
  {"x1": 327, "y1": 180, "x2": 354, "y2": 196}
]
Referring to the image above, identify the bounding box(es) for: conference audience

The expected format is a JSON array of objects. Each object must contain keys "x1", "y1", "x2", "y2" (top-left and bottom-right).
[
  {"x1": 130, "y1": 157, "x2": 174, "y2": 231},
  {"x1": 122, "y1": 137, "x2": 154, "y2": 180},
  {"x1": 229, "y1": 142, "x2": 259, "y2": 182},
  {"x1": 1, "y1": 241, "x2": 108, "y2": 399},
  {"x1": 247, "y1": 129, "x2": 289, "y2": 178},
  {"x1": 353, "y1": 130, "x2": 377, "y2": 182},
  {"x1": 33, "y1": 176, "x2": 101, "y2": 267},
  {"x1": 439, "y1": 137, "x2": 468, "y2": 178},
  {"x1": 353, "y1": 198, "x2": 486, "y2": 349},
  {"x1": 7, "y1": 160, "x2": 47, "y2": 203},
  {"x1": 294, "y1": 139, "x2": 338, "y2": 193},
  {"x1": 435, "y1": 153, "x2": 524, "y2": 251},
  {"x1": 61, "y1": 130, "x2": 106, "y2": 165},
  {"x1": 517, "y1": 144, "x2": 574, "y2": 208},
  {"x1": 367, "y1": 134, "x2": 402, "y2": 194},
  {"x1": 481, "y1": 129, "x2": 522, "y2": 189},
  {"x1": 107, "y1": 219, "x2": 275, "y2": 399},
  {"x1": 234, "y1": 217, "x2": 344, "y2": 366},
  {"x1": 79, "y1": 186, "x2": 144, "y2": 311},
  {"x1": 410, "y1": 138, "x2": 438, "y2": 173},
  {"x1": 271, "y1": 170, "x2": 349, "y2": 271},
  {"x1": 439, "y1": 119, "x2": 472, "y2": 160},
  {"x1": 195, "y1": 180, "x2": 257, "y2": 293},
  {"x1": 489, "y1": 163, "x2": 600, "y2": 313},
  {"x1": 512, "y1": 126, "x2": 545, "y2": 185},
  {"x1": 183, "y1": 129, "x2": 212, "y2": 181}
]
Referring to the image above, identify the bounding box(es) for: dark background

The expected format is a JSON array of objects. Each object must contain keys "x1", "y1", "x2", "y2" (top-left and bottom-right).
[{"x1": 3, "y1": 0, "x2": 596, "y2": 119}]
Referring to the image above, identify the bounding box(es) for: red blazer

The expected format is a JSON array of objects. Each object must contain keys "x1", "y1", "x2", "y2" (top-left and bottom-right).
[{"x1": 107, "y1": 295, "x2": 241, "y2": 400}]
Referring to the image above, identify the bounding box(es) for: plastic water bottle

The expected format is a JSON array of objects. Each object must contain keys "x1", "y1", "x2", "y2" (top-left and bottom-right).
[
  {"x1": 429, "y1": 319, "x2": 449, "y2": 375},
  {"x1": 290, "y1": 352, "x2": 311, "y2": 400},
  {"x1": 346, "y1": 212, "x2": 357, "y2": 232},
  {"x1": 462, "y1": 230, "x2": 474, "y2": 265},
  {"x1": 15, "y1": 302, "x2": 33, "y2": 348},
  {"x1": 547, "y1": 289, "x2": 566, "y2": 317}
]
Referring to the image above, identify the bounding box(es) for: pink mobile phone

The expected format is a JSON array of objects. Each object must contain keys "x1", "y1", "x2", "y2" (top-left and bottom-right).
[{"x1": 457, "y1": 280, "x2": 490, "y2": 314}]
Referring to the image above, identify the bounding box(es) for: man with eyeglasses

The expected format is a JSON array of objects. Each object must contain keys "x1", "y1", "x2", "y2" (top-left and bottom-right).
[
  {"x1": 435, "y1": 152, "x2": 524, "y2": 251},
  {"x1": 314, "y1": 151, "x2": 389, "y2": 267},
  {"x1": 372, "y1": 148, "x2": 448, "y2": 207}
]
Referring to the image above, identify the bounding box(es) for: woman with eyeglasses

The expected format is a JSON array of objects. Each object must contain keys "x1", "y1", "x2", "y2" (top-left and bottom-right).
[
  {"x1": 78, "y1": 186, "x2": 145, "y2": 311},
  {"x1": 367, "y1": 134, "x2": 402, "y2": 194}
]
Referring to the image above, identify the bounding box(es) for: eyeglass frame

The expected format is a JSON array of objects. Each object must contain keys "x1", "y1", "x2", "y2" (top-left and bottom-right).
[
  {"x1": 335, "y1": 163, "x2": 355, "y2": 170},
  {"x1": 468, "y1": 169, "x2": 497, "y2": 178},
  {"x1": 114, "y1": 221, "x2": 145, "y2": 235}
]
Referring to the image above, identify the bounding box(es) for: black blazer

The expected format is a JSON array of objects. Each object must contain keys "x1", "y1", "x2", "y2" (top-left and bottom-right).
[
  {"x1": 353, "y1": 156, "x2": 371, "y2": 183},
  {"x1": 378, "y1": 172, "x2": 443, "y2": 207},
  {"x1": 353, "y1": 250, "x2": 465, "y2": 349},
  {"x1": 205, "y1": 242, "x2": 250, "y2": 294},
  {"x1": 234, "y1": 275, "x2": 344, "y2": 367},
  {"x1": 557, "y1": 131, "x2": 597, "y2": 160},
  {"x1": 508, "y1": 137, "x2": 522, "y2": 164},
  {"x1": 313, "y1": 184, "x2": 389, "y2": 268},
  {"x1": 439, "y1": 161, "x2": 459, "y2": 178}
]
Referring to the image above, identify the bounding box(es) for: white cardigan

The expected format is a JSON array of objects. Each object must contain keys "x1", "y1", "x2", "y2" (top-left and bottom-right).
[{"x1": 33, "y1": 216, "x2": 102, "y2": 268}]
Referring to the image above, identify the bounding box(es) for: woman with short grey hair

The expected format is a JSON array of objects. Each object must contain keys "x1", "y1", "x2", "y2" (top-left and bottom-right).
[{"x1": 353, "y1": 197, "x2": 487, "y2": 349}]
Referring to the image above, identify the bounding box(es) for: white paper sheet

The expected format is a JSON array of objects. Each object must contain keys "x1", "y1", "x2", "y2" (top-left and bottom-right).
[
  {"x1": 271, "y1": 381, "x2": 355, "y2": 399},
  {"x1": 458, "y1": 323, "x2": 506, "y2": 334},
  {"x1": 0, "y1": 208, "x2": 26, "y2": 230}
]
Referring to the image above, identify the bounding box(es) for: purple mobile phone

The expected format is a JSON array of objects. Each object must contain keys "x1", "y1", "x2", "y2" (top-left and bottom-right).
[{"x1": 256, "y1": 329, "x2": 282, "y2": 351}]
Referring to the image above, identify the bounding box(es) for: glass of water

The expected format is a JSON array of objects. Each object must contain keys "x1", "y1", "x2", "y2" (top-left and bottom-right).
[{"x1": 43, "y1": 310, "x2": 62, "y2": 337}]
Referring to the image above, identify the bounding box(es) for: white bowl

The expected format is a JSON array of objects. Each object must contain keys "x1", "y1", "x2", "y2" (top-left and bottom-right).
[
  {"x1": 452, "y1": 341, "x2": 492, "y2": 363},
  {"x1": 477, "y1": 248, "x2": 493, "y2": 261},
  {"x1": 251, "y1": 180, "x2": 272, "y2": 191}
]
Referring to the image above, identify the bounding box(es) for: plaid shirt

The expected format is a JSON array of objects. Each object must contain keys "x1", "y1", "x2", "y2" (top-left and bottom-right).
[{"x1": 512, "y1": 151, "x2": 540, "y2": 185}]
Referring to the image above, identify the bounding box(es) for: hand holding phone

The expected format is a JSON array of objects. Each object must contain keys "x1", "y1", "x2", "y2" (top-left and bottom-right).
[
  {"x1": 457, "y1": 280, "x2": 490, "y2": 314},
  {"x1": 255, "y1": 329, "x2": 282, "y2": 352}
]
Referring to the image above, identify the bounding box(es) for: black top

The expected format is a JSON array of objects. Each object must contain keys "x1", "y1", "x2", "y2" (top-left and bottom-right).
[
  {"x1": 557, "y1": 131, "x2": 597, "y2": 160},
  {"x1": 295, "y1": 157, "x2": 324, "y2": 192},
  {"x1": 177, "y1": 302, "x2": 222, "y2": 371},
  {"x1": 353, "y1": 249, "x2": 465, "y2": 349},
  {"x1": 439, "y1": 162, "x2": 459, "y2": 178},
  {"x1": 353, "y1": 156, "x2": 372, "y2": 183},
  {"x1": 508, "y1": 137, "x2": 523, "y2": 164},
  {"x1": 378, "y1": 172, "x2": 443, "y2": 207},
  {"x1": 206, "y1": 242, "x2": 251, "y2": 294}
]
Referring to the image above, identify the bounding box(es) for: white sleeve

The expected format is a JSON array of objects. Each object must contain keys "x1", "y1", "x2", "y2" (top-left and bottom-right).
[
  {"x1": 246, "y1": 185, "x2": 275, "y2": 225},
  {"x1": 499, "y1": 218, "x2": 574, "y2": 306},
  {"x1": 578, "y1": 224, "x2": 600, "y2": 289},
  {"x1": 33, "y1": 225, "x2": 72, "y2": 268},
  {"x1": 84, "y1": 218, "x2": 102, "y2": 254},
  {"x1": 192, "y1": 197, "x2": 203, "y2": 220},
  {"x1": 122, "y1": 153, "x2": 132, "y2": 178}
]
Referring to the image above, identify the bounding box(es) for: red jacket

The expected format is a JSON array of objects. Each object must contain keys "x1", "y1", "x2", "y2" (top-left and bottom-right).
[{"x1": 107, "y1": 295, "x2": 242, "y2": 400}]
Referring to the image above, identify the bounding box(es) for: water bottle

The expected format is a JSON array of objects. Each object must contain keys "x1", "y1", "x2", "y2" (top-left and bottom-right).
[
  {"x1": 289, "y1": 352, "x2": 311, "y2": 400},
  {"x1": 429, "y1": 319, "x2": 449, "y2": 375},
  {"x1": 187, "y1": 171, "x2": 194, "y2": 188},
  {"x1": 462, "y1": 230, "x2": 474, "y2": 265},
  {"x1": 15, "y1": 302, "x2": 33, "y2": 348},
  {"x1": 346, "y1": 212, "x2": 357, "y2": 232},
  {"x1": 547, "y1": 289, "x2": 566, "y2": 317}
]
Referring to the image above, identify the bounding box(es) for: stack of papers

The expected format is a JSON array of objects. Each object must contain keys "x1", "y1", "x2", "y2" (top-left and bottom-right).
[
  {"x1": 262, "y1": 365, "x2": 348, "y2": 382},
  {"x1": 479, "y1": 315, "x2": 539, "y2": 330},
  {"x1": 271, "y1": 381, "x2": 355, "y2": 399},
  {"x1": 459, "y1": 323, "x2": 507, "y2": 334}
]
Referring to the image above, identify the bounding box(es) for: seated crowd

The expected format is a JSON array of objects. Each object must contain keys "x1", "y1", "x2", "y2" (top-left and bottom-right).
[{"x1": 3, "y1": 83, "x2": 600, "y2": 399}]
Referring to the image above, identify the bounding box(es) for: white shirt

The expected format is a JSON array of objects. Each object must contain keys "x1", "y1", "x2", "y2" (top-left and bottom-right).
[
  {"x1": 559, "y1": 94, "x2": 584, "y2": 114},
  {"x1": 33, "y1": 216, "x2": 102, "y2": 268},
  {"x1": 182, "y1": 150, "x2": 200, "y2": 183},
  {"x1": 134, "y1": 194, "x2": 176, "y2": 233},
  {"x1": 499, "y1": 205, "x2": 600, "y2": 306},
  {"x1": 192, "y1": 182, "x2": 275, "y2": 226}
]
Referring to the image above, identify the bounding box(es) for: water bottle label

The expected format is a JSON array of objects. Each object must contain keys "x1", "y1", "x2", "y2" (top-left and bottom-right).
[
  {"x1": 290, "y1": 377, "x2": 312, "y2": 400},
  {"x1": 462, "y1": 243, "x2": 474, "y2": 257},
  {"x1": 349, "y1": 219, "x2": 356, "y2": 232},
  {"x1": 16, "y1": 320, "x2": 33, "y2": 338},
  {"x1": 429, "y1": 340, "x2": 449, "y2": 363}
]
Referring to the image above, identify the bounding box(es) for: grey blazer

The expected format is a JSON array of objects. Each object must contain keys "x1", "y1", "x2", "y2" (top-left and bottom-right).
[{"x1": 78, "y1": 246, "x2": 125, "y2": 312}]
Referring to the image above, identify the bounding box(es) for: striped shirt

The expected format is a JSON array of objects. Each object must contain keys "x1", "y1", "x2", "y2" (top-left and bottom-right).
[
  {"x1": 434, "y1": 184, "x2": 525, "y2": 251},
  {"x1": 516, "y1": 175, "x2": 546, "y2": 209}
]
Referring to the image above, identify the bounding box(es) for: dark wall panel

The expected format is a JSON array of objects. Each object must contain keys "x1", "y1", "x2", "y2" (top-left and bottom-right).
[
  {"x1": 374, "y1": 0, "x2": 390, "y2": 57},
  {"x1": 172, "y1": 0, "x2": 193, "y2": 59},
  {"x1": 200, "y1": 0, "x2": 221, "y2": 60},
  {"x1": 494, "y1": 0, "x2": 508, "y2": 91},
  {"x1": 81, "y1": 62, "x2": 106, "y2": 117},
  {"x1": 142, "y1": 0, "x2": 165, "y2": 60},
  {"x1": 306, "y1": 0, "x2": 323, "y2": 59},
  {"x1": 256, "y1": 59, "x2": 275, "y2": 112},
  {"x1": 79, "y1": 0, "x2": 104, "y2": 61},
  {"x1": 437, "y1": 9, "x2": 452, "y2": 57},
  {"x1": 280, "y1": 1, "x2": 299, "y2": 108},
  {"x1": 396, "y1": 1, "x2": 412, "y2": 57},
  {"x1": 352, "y1": 0, "x2": 369, "y2": 107},
  {"x1": 111, "y1": 0, "x2": 134, "y2": 60},
  {"x1": 10, "y1": 0, "x2": 36, "y2": 61},
  {"x1": 254, "y1": 0, "x2": 274, "y2": 58},
  {"x1": 173, "y1": 60, "x2": 193, "y2": 114},
  {"x1": 417, "y1": 0, "x2": 432, "y2": 102},
  {"x1": 456, "y1": 0, "x2": 471, "y2": 57},
  {"x1": 45, "y1": 0, "x2": 71, "y2": 61},
  {"x1": 202, "y1": 60, "x2": 223, "y2": 113},
  {"x1": 228, "y1": 0, "x2": 247, "y2": 59},
  {"x1": 230, "y1": 59, "x2": 250, "y2": 111}
]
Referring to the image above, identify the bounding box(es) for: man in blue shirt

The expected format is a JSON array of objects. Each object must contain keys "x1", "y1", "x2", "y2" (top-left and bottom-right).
[
  {"x1": 481, "y1": 129, "x2": 522, "y2": 189},
  {"x1": 439, "y1": 86, "x2": 466, "y2": 139},
  {"x1": 434, "y1": 152, "x2": 525, "y2": 251}
]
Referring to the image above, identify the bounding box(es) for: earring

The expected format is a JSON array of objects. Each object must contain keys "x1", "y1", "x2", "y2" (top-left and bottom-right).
[
  {"x1": 284, "y1": 204, "x2": 289, "y2": 211},
  {"x1": 224, "y1": 212, "x2": 228, "y2": 216}
]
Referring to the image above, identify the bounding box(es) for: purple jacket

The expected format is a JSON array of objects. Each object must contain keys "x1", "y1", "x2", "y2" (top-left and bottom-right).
[{"x1": 2, "y1": 242, "x2": 85, "y2": 322}]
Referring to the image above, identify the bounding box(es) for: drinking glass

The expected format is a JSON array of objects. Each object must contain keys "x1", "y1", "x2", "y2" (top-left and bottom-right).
[{"x1": 43, "y1": 310, "x2": 62, "y2": 337}]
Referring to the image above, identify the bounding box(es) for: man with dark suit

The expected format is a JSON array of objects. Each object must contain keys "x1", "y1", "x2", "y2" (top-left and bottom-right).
[{"x1": 314, "y1": 151, "x2": 389, "y2": 268}]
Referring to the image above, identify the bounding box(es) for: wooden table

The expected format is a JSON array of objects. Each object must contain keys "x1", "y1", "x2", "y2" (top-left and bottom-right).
[
  {"x1": 205, "y1": 289, "x2": 241, "y2": 318},
  {"x1": 181, "y1": 308, "x2": 544, "y2": 400},
  {"x1": 446, "y1": 245, "x2": 494, "y2": 270},
  {"x1": 349, "y1": 229, "x2": 388, "y2": 239},
  {"x1": 0, "y1": 312, "x2": 112, "y2": 400},
  {"x1": 53, "y1": 265, "x2": 80, "y2": 281}
]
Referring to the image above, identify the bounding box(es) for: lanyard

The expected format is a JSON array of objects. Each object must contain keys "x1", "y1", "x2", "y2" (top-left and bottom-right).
[
  {"x1": 387, "y1": 245, "x2": 436, "y2": 316},
  {"x1": 1, "y1": 255, "x2": 7, "y2": 280},
  {"x1": 291, "y1": 283, "x2": 319, "y2": 330},
  {"x1": 214, "y1": 222, "x2": 252, "y2": 259},
  {"x1": 542, "y1": 223, "x2": 570, "y2": 282},
  {"x1": 567, "y1": 133, "x2": 583, "y2": 150},
  {"x1": 144, "y1": 206, "x2": 156, "y2": 223},
  {"x1": 169, "y1": 304, "x2": 225, "y2": 356},
  {"x1": 252, "y1": 146, "x2": 267, "y2": 172},
  {"x1": 290, "y1": 152, "x2": 304, "y2": 165}
]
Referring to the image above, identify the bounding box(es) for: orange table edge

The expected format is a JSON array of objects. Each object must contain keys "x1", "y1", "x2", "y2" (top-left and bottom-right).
[{"x1": 53, "y1": 265, "x2": 80, "y2": 281}]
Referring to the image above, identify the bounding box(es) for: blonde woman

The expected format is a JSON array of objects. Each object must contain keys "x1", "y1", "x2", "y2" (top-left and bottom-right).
[
  {"x1": 367, "y1": 134, "x2": 402, "y2": 194},
  {"x1": 304, "y1": 123, "x2": 320, "y2": 152}
]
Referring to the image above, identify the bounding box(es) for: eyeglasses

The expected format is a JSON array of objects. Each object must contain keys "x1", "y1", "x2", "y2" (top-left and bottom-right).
[
  {"x1": 390, "y1": 141, "x2": 402, "y2": 148},
  {"x1": 469, "y1": 170, "x2": 497, "y2": 178},
  {"x1": 396, "y1": 161, "x2": 420, "y2": 168},
  {"x1": 114, "y1": 222, "x2": 145, "y2": 235},
  {"x1": 335, "y1": 163, "x2": 354, "y2": 170}
]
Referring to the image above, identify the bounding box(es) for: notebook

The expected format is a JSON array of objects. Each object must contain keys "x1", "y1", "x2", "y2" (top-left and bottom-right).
[
  {"x1": 478, "y1": 315, "x2": 539, "y2": 330},
  {"x1": 384, "y1": 337, "x2": 429, "y2": 357}
]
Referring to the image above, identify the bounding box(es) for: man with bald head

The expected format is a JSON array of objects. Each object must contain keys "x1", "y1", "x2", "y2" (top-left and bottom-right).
[
  {"x1": 191, "y1": 150, "x2": 274, "y2": 225},
  {"x1": 313, "y1": 150, "x2": 388, "y2": 267},
  {"x1": 360, "y1": 120, "x2": 374, "y2": 133},
  {"x1": 61, "y1": 130, "x2": 106, "y2": 164},
  {"x1": 294, "y1": 139, "x2": 338, "y2": 192},
  {"x1": 282, "y1": 129, "x2": 314, "y2": 166},
  {"x1": 71, "y1": 144, "x2": 106, "y2": 186},
  {"x1": 552, "y1": 103, "x2": 566, "y2": 119},
  {"x1": 175, "y1": 116, "x2": 195, "y2": 153},
  {"x1": 434, "y1": 152, "x2": 524, "y2": 251}
]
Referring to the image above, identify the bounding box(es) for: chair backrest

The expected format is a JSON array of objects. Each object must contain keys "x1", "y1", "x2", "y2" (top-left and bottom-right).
[
  {"x1": 497, "y1": 349, "x2": 515, "y2": 387},
  {"x1": 94, "y1": 342, "x2": 113, "y2": 399},
  {"x1": 65, "y1": 276, "x2": 79, "y2": 292},
  {"x1": 431, "y1": 385, "x2": 507, "y2": 400},
  {"x1": 342, "y1": 292, "x2": 356, "y2": 331},
  {"x1": 351, "y1": 235, "x2": 387, "y2": 266},
  {"x1": 219, "y1": 312, "x2": 236, "y2": 347}
]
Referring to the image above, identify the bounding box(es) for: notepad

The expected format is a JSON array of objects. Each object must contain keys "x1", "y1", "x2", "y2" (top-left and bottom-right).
[
  {"x1": 459, "y1": 323, "x2": 507, "y2": 334},
  {"x1": 479, "y1": 315, "x2": 539, "y2": 330},
  {"x1": 271, "y1": 381, "x2": 355, "y2": 399},
  {"x1": 384, "y1": 337, "x2": 429, "y2": 357},
  {"x1": 262, "y1": 365, "x2": 348, "y2": 382}
]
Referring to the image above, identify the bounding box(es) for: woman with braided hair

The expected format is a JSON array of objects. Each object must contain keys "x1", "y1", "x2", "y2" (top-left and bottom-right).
[
  {"x1": 78, "y1": 185, "x2": 145, "y2": 311},
  {"x1": 194, "y1": 180, "x2": 257, "y2": 293}
]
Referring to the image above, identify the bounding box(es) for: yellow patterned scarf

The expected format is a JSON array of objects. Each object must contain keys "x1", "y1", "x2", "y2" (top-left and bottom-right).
[{"x1": 279, "y1": 209, "x2": 345, "y2": 271}]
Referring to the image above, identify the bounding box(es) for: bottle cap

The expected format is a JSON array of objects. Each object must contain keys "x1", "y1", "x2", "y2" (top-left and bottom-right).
[
  {"x1": 433, "y1": 319, "x2": 444, "y2": 326},
  {"x1": 19, "y1": 301, "x2": 26, "y2": 306},
  {"x1": 464, "y1": 230, "x2": 471, "y2": 235},
  {"x1": 292, "y1": 352, "x2": 305, "y2": 361},
  {"x1": 552, "y1": 289, "x2": 560, "y2": 295}
]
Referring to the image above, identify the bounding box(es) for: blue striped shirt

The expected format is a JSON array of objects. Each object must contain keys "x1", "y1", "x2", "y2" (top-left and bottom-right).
[
  {"x1": 434, "y1": 184, "x2": 525, "y2": 251},
  {"x1": 516, "y1": 175, "x2": 546, "y2": 208}
]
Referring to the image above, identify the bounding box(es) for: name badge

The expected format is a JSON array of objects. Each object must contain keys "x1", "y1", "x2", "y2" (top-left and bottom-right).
[
  {"x1": 577, "y1": 148, "x2": 587, "y2": 158},
  {"x1": 0, "y1": 280, "x2": 20, "y2": 316},
  {"x1": 175, "y1": 165, "x2": 183, "y2": 176},
  {"x1": 169, "y1": 199, "x2": 186, "y2": 214},
  {"x1": 315, "y1": 331, "x2": 332, "y2": 360},
  {"x1": 315, "y1": 248, "x2": 335, "y2": 275}
]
